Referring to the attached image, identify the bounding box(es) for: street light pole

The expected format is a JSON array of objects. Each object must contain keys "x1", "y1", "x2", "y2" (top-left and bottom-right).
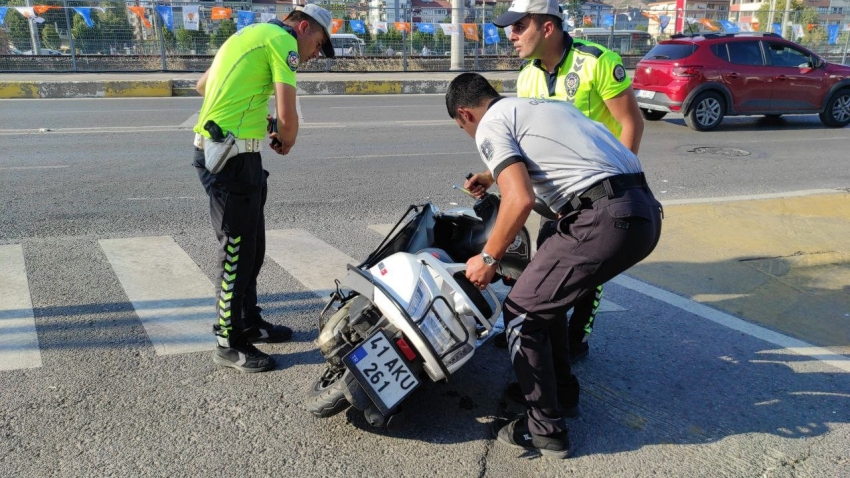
[
  {"x1": 781, "y1": 0, "x2": 792, "y2": 39},
  {"x1": 24, "y1": 0, "x2": 41, "y2": 54}
]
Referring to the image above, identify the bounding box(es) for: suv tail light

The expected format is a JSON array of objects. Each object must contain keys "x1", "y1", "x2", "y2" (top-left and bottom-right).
[{"x1": 673, "y1": 66, "x2": 703, "y2": 77}]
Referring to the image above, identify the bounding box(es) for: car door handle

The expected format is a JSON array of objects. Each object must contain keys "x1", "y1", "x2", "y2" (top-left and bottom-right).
[
  {"x1": 775, "y1": 75, "x2": 787, "y2": 80},
  {"x1": 725, "y1": 72, "x2": 739, "y2": 78}
]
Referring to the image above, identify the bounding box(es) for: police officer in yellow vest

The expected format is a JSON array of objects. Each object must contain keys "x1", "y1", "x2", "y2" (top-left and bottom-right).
[
  {"x1": 193, "y1": 5, "x2": 335, "y2": 373},
  {"x1": 480, "y1": 0, "x2": 645, "y2": 378}
]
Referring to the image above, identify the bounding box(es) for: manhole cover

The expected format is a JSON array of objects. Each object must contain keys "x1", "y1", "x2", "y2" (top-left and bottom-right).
[{"x1": 689, "y1": 147, "x2": 751, "y2": 157}]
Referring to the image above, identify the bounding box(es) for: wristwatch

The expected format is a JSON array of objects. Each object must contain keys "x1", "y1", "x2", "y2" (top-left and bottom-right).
[{"x1": 481, "y1": 252, "x2": 499, "y2": 266}]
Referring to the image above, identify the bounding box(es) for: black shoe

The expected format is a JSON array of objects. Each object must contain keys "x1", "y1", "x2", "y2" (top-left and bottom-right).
[
  {"x1": 213, "y1": 342, "x2": 276, "y2": 373},
  {"x1": 504, "y1": 382, "x2": 580, "y2": 418},
  {"x1": 491, "y1": 416, "x2": 570, "y2": 459},
  {"x1": 244, "y1": 318, "x2": 293, "y2": 344},
  {"x1": 569, "y1": 341, "x2": 589, "y2": 363},
  {"x1": 493, "y1": 330, "x2": 508, "y2": 348}
]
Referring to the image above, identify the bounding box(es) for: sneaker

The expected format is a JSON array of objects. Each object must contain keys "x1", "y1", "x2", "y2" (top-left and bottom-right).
[
  {"x1": 491, "y1": 416, "x2": 570, "y2": 459},
  {"x1": 244, "y1": 318, "x2": 293, "y2": 344},
  {"x1": 213, "y1": 342, "x2": 276, "y2": 373},
  {"x1": 493, "y1": 330, "x2": 508, "y2": 348},
  {"x1": 504, "y1": 382, "x2": 580, "y2": 418}
]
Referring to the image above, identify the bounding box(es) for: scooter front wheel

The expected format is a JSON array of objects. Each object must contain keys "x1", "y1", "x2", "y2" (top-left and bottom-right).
[{"x1": 305, "y1": 366, "x2": 350, "y2": 418}]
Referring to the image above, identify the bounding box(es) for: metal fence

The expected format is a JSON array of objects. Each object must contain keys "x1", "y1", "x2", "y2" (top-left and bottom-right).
[{"x1": 0, "y1": 2, "x2": 848, "y2": 72}]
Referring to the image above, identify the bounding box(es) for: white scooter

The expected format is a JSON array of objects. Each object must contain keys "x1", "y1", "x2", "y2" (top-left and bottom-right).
[{"x1": 305, "y1": 190, "x2": 540, "y2": 428}]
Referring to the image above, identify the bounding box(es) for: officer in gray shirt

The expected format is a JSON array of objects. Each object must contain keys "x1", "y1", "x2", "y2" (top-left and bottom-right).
[{"x1": 448, "y1": 73, "x2": 662, "y2": 458}]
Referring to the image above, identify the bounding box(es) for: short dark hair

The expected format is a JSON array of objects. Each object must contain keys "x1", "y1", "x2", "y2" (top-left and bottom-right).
[
  {"x1": 445, "y1": 73, "x2": 501, "y2": 119},
  {"x1": 285, "y1": 10, "x2": 324, "y2": 33},
  {"x1": 529, "y1": 13, "x2": 563, "y2": 32}
]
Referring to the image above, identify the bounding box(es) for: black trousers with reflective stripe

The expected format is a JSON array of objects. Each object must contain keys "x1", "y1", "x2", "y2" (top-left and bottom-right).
[
  {"x1": 194, "y1": 149, "x2": 268, "y2": 341},
  {"x1": 504, "y1": 186, "x2": 662, "y2": 436}
]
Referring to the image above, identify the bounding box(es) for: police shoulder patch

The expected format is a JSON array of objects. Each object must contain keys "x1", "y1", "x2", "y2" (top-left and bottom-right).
[
  {"x1": 480, "y1": 138, "x2": 495, "y2": 162},
  {"x1": 287, "y1": 51, "x2": 300, "y2": 71},
  {"x1": 613, "y1": 64, "x2": 626, "y2": 82}
]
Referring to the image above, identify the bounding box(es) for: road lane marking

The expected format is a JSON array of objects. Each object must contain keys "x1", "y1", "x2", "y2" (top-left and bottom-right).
[
  {"x1": 611, "y1": 275, "x2": 850, "y2": 373},
  {"x1": 0, "y1": 244, "x2": 42, "y2": 371},
  {"x1": 265, "y1": 229, "x2": 357, "y2": 299},
  {"x1": 179, "y1": 112, "x2": 198, "y2": 128},
  {"x1": 99, "y1": 236, "x2": 214, "y2": 355},
  {"x1": 0, "y1": 165, "x2": 68, "y2": 170}
]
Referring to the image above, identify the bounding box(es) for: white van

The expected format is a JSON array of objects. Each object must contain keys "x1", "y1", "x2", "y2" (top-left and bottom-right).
[{"x1": 330, "y1": 34, "x2": 365, "y2": 57}]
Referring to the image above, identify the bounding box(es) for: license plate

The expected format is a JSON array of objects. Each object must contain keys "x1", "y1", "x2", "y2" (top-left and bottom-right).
[
  {"x1": 636, "y1": 89, "x2": 655, "y2": 99},
  {"x1": 343, "y1": 330, "x2": 420, "y2": 415}
]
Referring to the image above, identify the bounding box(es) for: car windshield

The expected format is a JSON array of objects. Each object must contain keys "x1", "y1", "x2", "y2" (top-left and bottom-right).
[{"x1": 643, "y1": 43, "x2": 697, "y2": 60}]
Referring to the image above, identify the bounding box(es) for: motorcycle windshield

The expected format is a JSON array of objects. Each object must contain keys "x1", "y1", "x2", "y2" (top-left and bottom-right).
[{"x1": 361, "y1": 205, "x2": 436, "y2": 269}]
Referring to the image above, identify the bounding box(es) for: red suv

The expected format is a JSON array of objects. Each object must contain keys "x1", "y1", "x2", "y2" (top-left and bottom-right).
[{"x1": 632, "y1": 32, "x2": 850, "y2": 131}]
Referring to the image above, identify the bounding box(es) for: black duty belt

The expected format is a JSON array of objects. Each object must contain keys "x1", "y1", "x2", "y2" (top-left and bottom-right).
[{"x1": 559, "y1": 173, "x2": 647, "y2": 216}]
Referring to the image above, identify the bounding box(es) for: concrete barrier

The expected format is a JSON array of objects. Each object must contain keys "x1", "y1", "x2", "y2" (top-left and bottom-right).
[{"x1": 1, "y1": 78, "x2": 518, "y2": 99}]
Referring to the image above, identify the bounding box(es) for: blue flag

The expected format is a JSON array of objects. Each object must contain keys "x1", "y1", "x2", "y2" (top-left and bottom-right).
[
  {"x1": 155, "y1": 6, "x2": 173, "y2": 31},
  {"x1": 659, "y1": 16, "x2": 670, "y2": 33},
  {"x1": 602, "y1": 14, "x2": 614, "y2": 27},
  {"x1": 0, "y1": 7, "x2": 8, "y2": 27},
  {"x1": 236, "y1": 10, "x2": 254, "y2": 31},
  {"x1": 719, "y1": 20, "x2": 739, "y2": 33},
  {"x1": 350, "y1": 20, "x2": 365, "y2": 34},
  {"x1": 484, "y1": 23, "x2": 500, "y2": 45},
  {"x1": 772, "y1": 23, "x2": 781, "y2": 35},
  {"x1": 416, "y1": 23, "x2": 435, "y2": 34},
  {"x1": 827, "y1": 24, "x2": 839, "y2": 45},
  {"x1": 72, "y1": 7, "x2": 94, "y2": 28}
]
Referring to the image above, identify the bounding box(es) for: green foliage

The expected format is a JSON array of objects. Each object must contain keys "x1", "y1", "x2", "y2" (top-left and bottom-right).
[
  {"x1": 5, "y1": 1, "x2": 33, "y2": 51},
  {"x1": 0, "y1": 29, "x2": 11, "y2": 54},
  {"x1": 211, "y1": 19, "x2": 237, "y2": 49},
  {"x1": 161, "y1": 25, "x2": 177, "y2": 51},
  {"x1": 41, "y1": 24, "x2": 61, "y2": 50},
  {"x1": 176, "y1": 26, "x2": 209, "y2": 54}
]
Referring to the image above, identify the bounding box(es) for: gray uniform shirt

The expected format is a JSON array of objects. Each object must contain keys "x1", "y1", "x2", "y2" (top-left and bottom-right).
[{"x1": 476, "y1": 97, "x2": 643, "y2": 214}]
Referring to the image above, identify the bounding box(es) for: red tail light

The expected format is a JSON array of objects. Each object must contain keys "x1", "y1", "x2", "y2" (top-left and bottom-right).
[
  {"x1": 395, "y1": 337, "x2": 417, "y2": 361},
  {"x1": 673, "y1": 66, "x2": 703, "y2": 77}
]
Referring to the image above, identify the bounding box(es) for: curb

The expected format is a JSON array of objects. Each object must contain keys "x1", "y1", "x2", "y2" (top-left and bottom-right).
[{"x1": 0, "y1": 78, "x2": 518, "y2": 99}]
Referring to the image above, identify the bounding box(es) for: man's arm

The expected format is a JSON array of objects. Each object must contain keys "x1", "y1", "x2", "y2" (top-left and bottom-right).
[
  {"x1": 465, "y1": 162, "x2": 535, "y2": 287},
  {"x1": 195, "y1": 69, "x2": 210, "y2": 96},
  {"x1": 272, "y1": 82, "x2": 299, "y2": 155},
  {"x1": 604, "y1": 86, "x2": 644, "y2": 155}
]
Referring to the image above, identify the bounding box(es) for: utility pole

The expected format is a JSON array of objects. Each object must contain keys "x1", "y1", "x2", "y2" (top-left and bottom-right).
[
  {"x1": 450, "y1": 0, "x2": 464, "y2": 70},
  {"x1": 781, "y1": 0, "x2": 792, "y2": 39},
  {"x1": 24, "y1": 0, "x2": 41, "y2": 54}
]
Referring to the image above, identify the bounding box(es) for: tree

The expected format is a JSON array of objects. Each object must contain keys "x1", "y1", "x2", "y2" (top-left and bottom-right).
[
  {"x1": 41, "y1": 24, "x2": 60, "y2": 50},
  {"x1": 4, "y1": 0, "x2": 34, "y2": 51},
  {"x1": 211, "y1": 19, "x2": 237, "y2": 49},
  {"x1": 176, "y1": 26, "x2": 209, "y2": 54}
]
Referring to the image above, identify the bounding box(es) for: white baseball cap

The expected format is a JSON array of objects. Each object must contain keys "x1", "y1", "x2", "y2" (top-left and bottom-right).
[
  {"x1": 295, "y1": 4, "x2": 335, "y2": 58},
  {"x1": 493, "y1": 0, "x2": 562, "y2": 28}
]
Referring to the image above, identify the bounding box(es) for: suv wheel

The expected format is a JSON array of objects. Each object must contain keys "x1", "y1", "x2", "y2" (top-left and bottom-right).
[
  {"x1": 640, "y1": 108, "x2": 667, "y2": 121},
  {"x1": 685, "y1": 91, "x2": 725, "y2": 131},
  {"x1": 819, "y1": 89, "x2": 850, "y2": 128}
]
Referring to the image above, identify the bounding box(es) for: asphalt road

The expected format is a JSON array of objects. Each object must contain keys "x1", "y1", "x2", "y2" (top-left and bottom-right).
[{"x1": 0, "y1": 96, "x2": 848, "y2": 477}]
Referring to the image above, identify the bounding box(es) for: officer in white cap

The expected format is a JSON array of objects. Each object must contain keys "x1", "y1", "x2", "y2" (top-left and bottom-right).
[{"x1": 191, "y1": 5, "x2": 335, "y2": 372}]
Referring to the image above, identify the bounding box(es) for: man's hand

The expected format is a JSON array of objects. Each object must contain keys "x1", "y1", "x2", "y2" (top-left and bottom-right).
[
  {"x1": 466, "y1": 254, "x2": 497, "y2": 290},
  {"x1": 268, "y1": 133, "x2": 292, "y2": 155},
  {"x1": 463, "y1": 172, "x2": 494, "y2": 199}
]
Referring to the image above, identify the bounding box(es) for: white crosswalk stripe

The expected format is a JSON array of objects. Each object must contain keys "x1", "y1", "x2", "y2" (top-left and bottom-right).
[
  {"x1": 0, "y1": 244, "x2": 42, "y2": 371},
  {"x1": 2, "y1": 226, "x2": 624, "y2": 370},
  {"x1": 99, "y1": 236, "x2": 214, "y2": 356},
  {"x1": 265, "y1": 229, "x2": 359, "y2": 299}
]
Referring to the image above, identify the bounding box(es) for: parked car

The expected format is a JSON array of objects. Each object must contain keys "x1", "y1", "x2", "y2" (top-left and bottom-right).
[{"x1": 632, "y1": 32, "x2": 850, "y2": 131}]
